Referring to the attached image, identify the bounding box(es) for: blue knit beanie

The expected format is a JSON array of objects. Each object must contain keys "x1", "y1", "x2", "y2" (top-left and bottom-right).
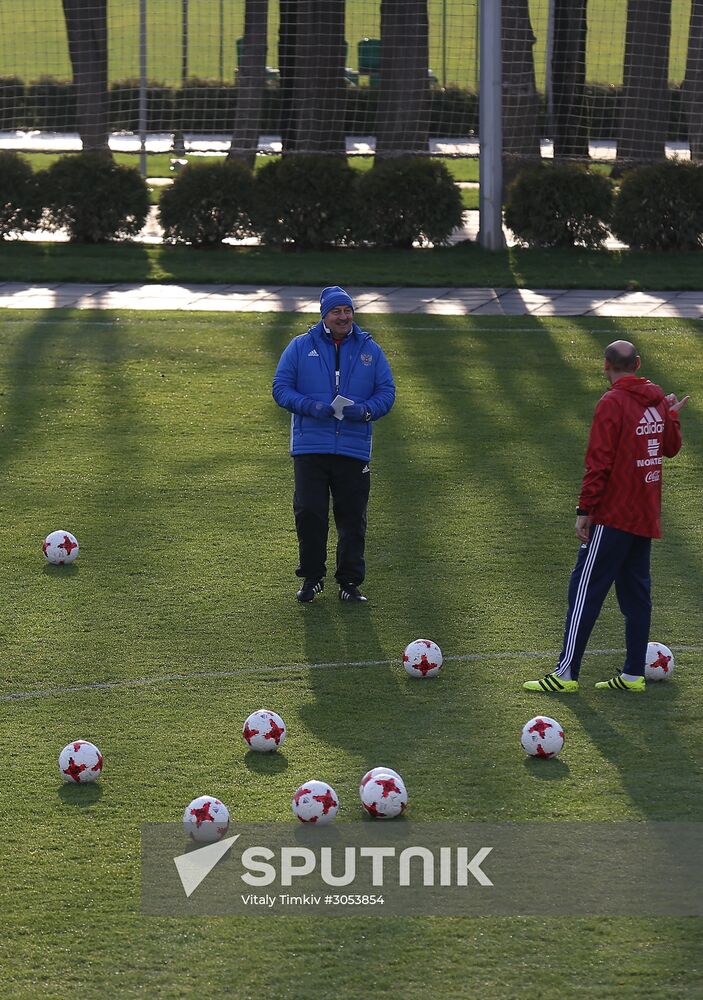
[{"x1": 320, "y1": 285, "x2": 354, "y2": 317}]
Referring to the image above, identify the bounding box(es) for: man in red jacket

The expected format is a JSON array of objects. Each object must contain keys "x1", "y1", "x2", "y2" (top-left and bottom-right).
[{"x1": 524, "y1": 340, "x2": 688, "y2": 693}]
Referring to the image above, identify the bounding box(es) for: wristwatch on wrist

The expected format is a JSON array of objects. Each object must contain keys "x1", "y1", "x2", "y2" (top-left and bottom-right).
[
  {"x1": 576, "y1": 507, "x2": 589, "y2": 517},
  {"x1": 365, "y1": 408, "x2": 372, "y2": 422}
]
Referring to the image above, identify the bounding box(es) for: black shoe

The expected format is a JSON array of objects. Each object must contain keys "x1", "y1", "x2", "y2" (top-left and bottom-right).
[
  {"x1": 339, "y1": 583, "x2": 367, "y2": 602},
  {"x1": 296, "y1": 579, "x2": 324, "y2": 603}
]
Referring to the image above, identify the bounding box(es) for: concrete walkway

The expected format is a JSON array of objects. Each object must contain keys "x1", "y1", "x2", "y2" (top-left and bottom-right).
[{"x1": 0, "y1": 282, "x2": 702, "y2": 317}]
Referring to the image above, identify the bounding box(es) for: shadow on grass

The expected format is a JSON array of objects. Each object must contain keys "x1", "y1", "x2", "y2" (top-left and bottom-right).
[
  {"x1": 523, "y1": 757, "x2": 571, "y2": 780},
  {"x1": 234, "y1": 309, "x2": 701, "y2": 821},
  {"x1": 0, "y1": 308, "x2": 162, "y2": 691},
  {"x1": 392, "y1": 313, "x2": 702, "y2": 821},
  {"x1": 567, "y1": 685, "x2": 701, "y2": 818},
  {"x1": 0, "y1": 242, "x2": 152, "y2": 284},
  {"x1": 0, "y1": 309, "x2": 78, "y2": 473},
  {"x1": 257, "y1": 315, "x2": 412, "y2": 764},
  {"x1": 543, "y1": 320, "x2": 701, "y2": 819},
  {"x1": 244, "y1": 750, "x2": 289, "y2": 775},
  {"x1": 5, "y1": 241, "x2": 703, "y2": 289},
  {"x1": 58, "y1": 782, "x2": 103, "y2": 807},
  {"x1": 42, "y1": 563, "x2": 79, "y2": 578},
  {"x1": 295, "y1": 600, "x2": 401, "y2": 769}
]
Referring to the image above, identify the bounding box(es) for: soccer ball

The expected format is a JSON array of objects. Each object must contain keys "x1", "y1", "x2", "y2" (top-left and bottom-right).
[
  {"x1": 242, "y1": 709, "x2": 287, "y2": 752},
  {"x1": 59, "y1": 740, "x2": 103, "y2": 783},
  {"x1": 403, "y1": 639, "x2": 443, "y2": 678},
  {"x1": 520, "y1": 716, "x2": 564, "y2": 758},
  {"x1": 360, "y1": 772, "x2": 408, "y2": 819},
  {"x1": 291, "y1": 780, "x2": 339, "y2": 825},
  {"x1": 183, "y1": 795, "x2": 230, "y2": 843},
  {"x1": 645, "y1": 642, "x2": 675, "y2": 681},
  {"x1": 359, "y1": 766, "x2": 405, "y2": 800},
  {"x1": 43, "y1": 530, "x2": 79, "y2": 565}
]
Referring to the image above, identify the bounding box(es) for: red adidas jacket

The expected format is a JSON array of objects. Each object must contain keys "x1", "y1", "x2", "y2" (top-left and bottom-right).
[{"x1": 578, "y1": 376, "x2": 682, "y2": 538}]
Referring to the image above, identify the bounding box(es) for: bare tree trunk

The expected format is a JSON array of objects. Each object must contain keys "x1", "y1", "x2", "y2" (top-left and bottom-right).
[
  {"x1": 278, "y1": 1, "x2": 346, "y2": 154},
  {"x1": 228, "y1": 0, "x2": 268, "y2": 167},
  {"x1": 684, "y1": 0, "x2": 703, "y2": 161},
  {"x1": 62, "y1": 0, "x2": 109, "y2": 153},
  {"x1": 376, "y1": 0, "x2": 429, "y2": 158},
  {"x1": 618, "y1": 0, "x2": 672, "y2": 163},
  {"x1": 552, "y1": 0, "x2": 588, "y2": 158},
  {"x1": 502, "y1": 0, "x2": 541, "y2": 181}
]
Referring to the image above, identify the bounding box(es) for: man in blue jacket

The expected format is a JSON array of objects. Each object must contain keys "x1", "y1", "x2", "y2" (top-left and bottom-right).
[{"x1": 273, "y1": 286, "x2": 396, "y2": 603}]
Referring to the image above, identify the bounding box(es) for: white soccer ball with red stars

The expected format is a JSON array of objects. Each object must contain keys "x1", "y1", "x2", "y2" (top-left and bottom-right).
[
  {"x1": 360, "y1": 771, "x2": 408, "y2": 819},
  {"x1": 359, "y1": 766, "x2": 405, "y2": 800},
  {"x1": 58, "y1": 739, "x2": 103, "y2": 783},
  {"x1": 645, "y1": 642, "x2": 675, "y2": 681},
  {"x1": 291, "y1": 780, "x2": 339, "y2": 825},
  {"x1": 403, "y1": 638, "x2": 443, "y2": 678},
  {"x1": 43, "y1": 530, "x2": 79, "y2": 565},
  {"x1": 242, "y1": 709, "x2": 287, "y2": 752},
  {"x1": 520, "y1": 716, "x2": 564, "y2": 758},
  {"x1": 183, "y1": 795, "x2": 230, "y2": 843}
]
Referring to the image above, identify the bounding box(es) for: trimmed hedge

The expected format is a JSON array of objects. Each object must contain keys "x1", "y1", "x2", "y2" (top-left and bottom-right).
[
  {"x1": 25, "y1": 76, "x2": 76, "y2": 130},
  {"x1": 12, "y1": 149, "x2": 703, "y2": 252},
  {"x1": 0, "y1": 151, "x2": 40, "y2": 237},
  {"x1": 612, "y1": 162, "x2": 703, "y2": 250},
  {"x1": 109, "y1": 81, "x2": 176, "y2": 132},
  {"x1": 0, "y1": 77, "x2": 26, "y2": 129},
  {"x1": 39, "y1": 152, "x2": 149, "y2": 243},
  {"x1": 354, "y1": 156, "x2": 464, "y2": 247},
  {"x1": 504, "y1": 163, "x2": 614, "y2": 249},
  {"x1": 252, "y1": 154, "x2": 358, "y2": 249},
  {"x1": 2, "y1": 76, "x2": 693, "y2": 140},
  {"x1": 159, "y1": 160, "x2": 256, "y2": 246}
]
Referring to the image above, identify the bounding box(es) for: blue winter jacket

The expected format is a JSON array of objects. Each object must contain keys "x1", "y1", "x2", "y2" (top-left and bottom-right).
[{"x1": 272, "y1": 320, "x2": 396, "y2": 462}]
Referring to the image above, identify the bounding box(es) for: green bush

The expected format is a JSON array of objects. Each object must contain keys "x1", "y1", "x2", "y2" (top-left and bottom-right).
[
  {"x1": 342, "y1": 87, "x2": 378, "y2": 134},
  {"x1": 611, "y1": 161, "x2": 703, "y2": 250},
  {"x1": 159, "y1": 160, "x2": 256, "y2": 246},
  {"x1": 428, "y1": 87, "x2": 478, "y2": 137},
  {"x1": 25, "y1": 76, "x2": 76, "y2": 130},
  {"x1": 0, "y1": 77, "x2": 25, "y2": 129},
  {"x1": 176, "y1": 78, "x2": 237, "y2": 131},
  {"x1": 39, "y1": 153, "x2": 149, "y2": 243},
  {"x1": 109, "y1": 81, "x2": 176, "y2": 132},
  {"x1": 253, "y1": 154, "x2": 357, "y2": 249},
  {"x1": 353, "y1": 157, "x2": 464, "y2": 248},
  {"x1": 3, "y1": 73, "x2": 695, "y2": 141},
  {"x1": 583, "y1": 84, "x2": 620, "y2": 140},
  {"x1": 504, "y1": 162, "x2": 613, "y2": 248},
  {"x1": 0, "y1": 151, "x2": 40, "y2": 237}
]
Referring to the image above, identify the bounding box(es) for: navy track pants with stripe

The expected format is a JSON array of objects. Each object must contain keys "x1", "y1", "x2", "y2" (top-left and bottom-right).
[{"x1": 555, "y1": 523, "x2": 652, "y2": 680}]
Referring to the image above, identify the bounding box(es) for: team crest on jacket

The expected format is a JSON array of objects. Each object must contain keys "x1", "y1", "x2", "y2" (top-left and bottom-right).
[{"x1": 360, "y1": 353, "x2": 373, "y2": 366}]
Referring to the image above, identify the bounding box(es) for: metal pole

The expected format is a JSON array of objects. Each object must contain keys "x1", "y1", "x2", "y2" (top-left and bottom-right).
[
  {"x1": 442, "y1": 0, "x2": 447, "y2": 87},
  {"x1": 219, "y1": 0, "x2": 225, "y2": 80},
  {"x1": 545, "y1": 0, "x2": 555, "y2": 140},
  {"x1": 139, "y1": 0, "x2": 147, "y2": 178},
  {"x1": 182, "y1": 0, "x2": 189, "y2": 86},
  {"x1": 478, "y1": 0, "x2": 504, "y2": 251}
]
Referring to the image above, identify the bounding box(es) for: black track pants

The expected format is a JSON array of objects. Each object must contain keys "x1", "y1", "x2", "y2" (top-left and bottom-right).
[
  {"x1": 293, "y1": 454, "x2": 371, "y2": 585},
  {"x1": 555, "y1": 523, "x2": 652, "y2": 680}
]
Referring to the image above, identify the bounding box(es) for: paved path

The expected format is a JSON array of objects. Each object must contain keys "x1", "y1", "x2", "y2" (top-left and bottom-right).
[
  {"x1": 0, "y1": 130, "x2": 692, "y2": 161},
  {"x1": 0, "y1": 282, "x2": 702, "y2": 317}
]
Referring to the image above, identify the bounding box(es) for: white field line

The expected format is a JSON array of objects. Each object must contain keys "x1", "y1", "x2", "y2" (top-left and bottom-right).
[{"x1": 1, "y1": 644, "x2": 701, "y2": 704}]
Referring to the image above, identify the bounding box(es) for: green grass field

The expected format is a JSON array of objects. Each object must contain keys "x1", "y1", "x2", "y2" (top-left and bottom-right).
[
  {"x1": 0, "y1": 0, "x2": 694, "y2": 90},
  {"x1": 6, "y1": 241, "x2": 703, "y2": 291},
  {"x1": 0, "y1": 310, "x2": 701, "y2": 997},
  {"x1": 18, "y1": 152, "x2": 477, "y2": 181}
]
